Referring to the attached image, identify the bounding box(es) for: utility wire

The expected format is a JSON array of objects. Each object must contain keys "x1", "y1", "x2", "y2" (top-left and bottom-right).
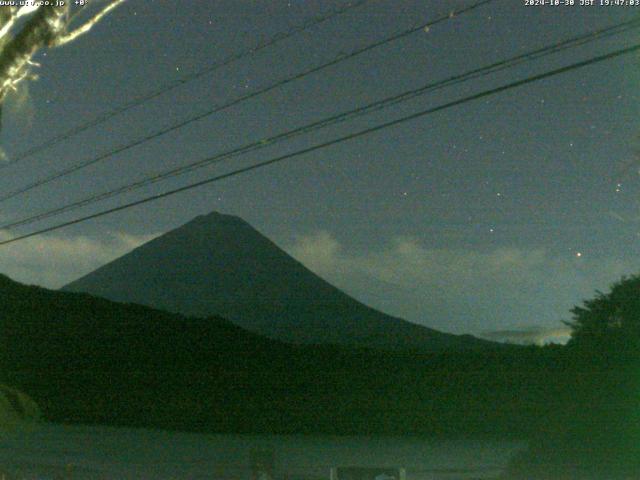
[
  {"x1": 1, "y1": 42, "x2": 637, "y2": 246},
  {"x1": 0, "y1": 0, "x2": 370, "y2": 168},
  {"x1": 0, "y1": 0, "x2": 495, "y2": 203},
  {"x1": 1, "y1": 18, "x2": 638, "y2": 231}
]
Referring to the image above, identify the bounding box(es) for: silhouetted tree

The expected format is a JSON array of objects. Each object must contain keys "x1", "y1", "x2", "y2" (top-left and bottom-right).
[{"x1": 565, "y1": 274, "x2": 640, "y2": 354}]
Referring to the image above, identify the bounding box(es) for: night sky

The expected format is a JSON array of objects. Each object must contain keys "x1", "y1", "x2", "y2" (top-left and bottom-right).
[{"x1": 0, "y1": 0, "x2": 638, "y2": 343}]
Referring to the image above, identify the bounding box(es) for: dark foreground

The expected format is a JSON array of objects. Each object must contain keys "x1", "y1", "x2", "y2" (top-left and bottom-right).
[
  {"x1": 0, "y1": 424, "x2": 525, "y2": 479},
  {"x1": 0, "y1": 274, "x2": 638, "y2": 479}
]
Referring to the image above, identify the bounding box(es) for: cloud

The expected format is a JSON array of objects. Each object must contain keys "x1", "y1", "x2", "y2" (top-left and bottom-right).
[
  {"x1": 0, "y1": 231, "x2": 158, "y2": 289},
  {"x1": 289, "y1": 230, "x2": 340, "y2": 276},
  {"x1": 286, "y1": 232, "x2": 632, "y2": 338}
]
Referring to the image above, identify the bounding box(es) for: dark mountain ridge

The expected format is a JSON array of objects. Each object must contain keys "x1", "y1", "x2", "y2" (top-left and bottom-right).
[
  {"x1": 0, "y1": 273, "x2": 547, "y2": 436},
  {"x1": 63, "y1": 211, "x2": 492, "y2": 352}
]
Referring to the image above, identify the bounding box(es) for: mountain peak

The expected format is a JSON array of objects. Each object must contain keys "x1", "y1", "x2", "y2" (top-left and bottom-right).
[
  {"x1": 193, "y1": 210, "x2": 244, "y2": 223},
  {"x1": 178, "y1": 211, "x2": 249, "y2": 230}
]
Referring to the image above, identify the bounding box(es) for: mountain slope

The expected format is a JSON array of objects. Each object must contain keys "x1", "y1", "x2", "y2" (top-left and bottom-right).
[{"x1": 63, "y1": 211, "x2": 491, "y2": 351}]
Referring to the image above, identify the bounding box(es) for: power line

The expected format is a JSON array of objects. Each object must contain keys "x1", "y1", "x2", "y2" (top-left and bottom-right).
[
  {"x1": 1, "y1": 42, "x2": 637, "y2": 246},
  {"x1": 0, "y1": 0, "x2": 370, "y2": 168},
  {"x1": 2, "y1": 18, "x2": 638, "y2": 231},
  {"x1": 0, "y1": 0, "x2": 496, "y2": 203}
]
